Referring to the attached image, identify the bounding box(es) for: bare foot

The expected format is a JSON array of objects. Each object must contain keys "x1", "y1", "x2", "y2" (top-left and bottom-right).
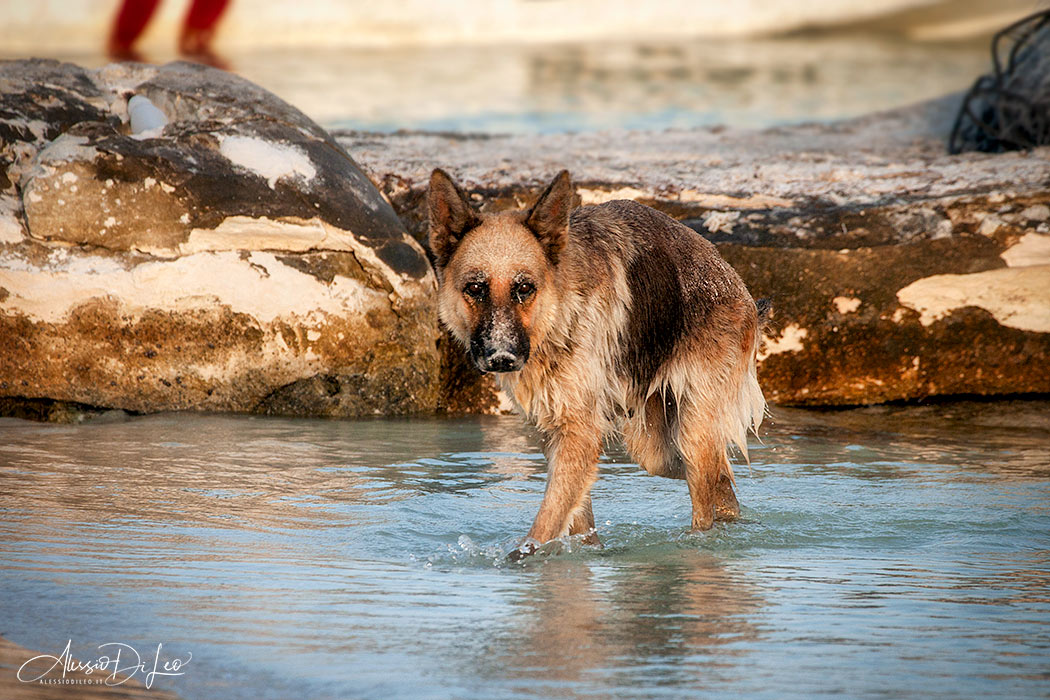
[
  {"x1": 178, "y1": 28, "x2": 230, "y2": 70},
  {"x1": 107, "y1": 41, "x2": 147, "y2": 63}
]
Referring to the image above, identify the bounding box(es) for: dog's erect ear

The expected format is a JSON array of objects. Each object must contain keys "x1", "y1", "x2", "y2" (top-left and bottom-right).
[
  {"x1": 525, "y1": 170, "x2": 574, "y2": 266},
  {"x1": 428, "y1": 168, "x2": 480, "y2": 269}
]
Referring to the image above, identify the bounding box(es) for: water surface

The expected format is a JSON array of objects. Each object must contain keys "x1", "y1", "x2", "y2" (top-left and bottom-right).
[{"x1": 1, "y1": 401, "x2": 1048, "y2": 698}]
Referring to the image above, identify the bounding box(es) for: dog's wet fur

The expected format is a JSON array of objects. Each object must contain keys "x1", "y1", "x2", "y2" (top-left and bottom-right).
[{"x1": 429, "y1": 169, "x2": 766, "y2": 559}]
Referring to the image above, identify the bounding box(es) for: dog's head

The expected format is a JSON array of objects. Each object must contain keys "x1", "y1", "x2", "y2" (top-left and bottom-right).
[{"x1": 428, "y1": 169, "x2": 574, "y2": 374}]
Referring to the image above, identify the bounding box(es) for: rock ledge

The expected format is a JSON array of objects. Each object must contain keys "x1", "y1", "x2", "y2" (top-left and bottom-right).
[
  {"x1": 338, "y1": 94, "x2": 1050, "y2": 408},
  {"x1": 1, "y1": 59, "x2": 439, "y2": 417}
]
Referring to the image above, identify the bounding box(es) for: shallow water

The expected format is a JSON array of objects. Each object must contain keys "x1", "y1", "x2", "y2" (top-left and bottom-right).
[{"x1": 1, "y1": 402, "x2": 1048, "y2": 699}]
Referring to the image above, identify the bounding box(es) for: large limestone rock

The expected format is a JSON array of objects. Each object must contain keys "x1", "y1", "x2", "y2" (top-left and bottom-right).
[
  {"x1": 3, "y1": 58, "x2": 1046, "y2": 416},
  {"x1": 0, "y1": 59, "x2": 438, "y2": 417},
  {"x1": 338, "y1": 94, "x2": 1050, "y2": 408}
]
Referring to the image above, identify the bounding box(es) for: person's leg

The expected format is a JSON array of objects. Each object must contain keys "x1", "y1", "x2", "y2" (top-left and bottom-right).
[
  {"x1": 179, "y1": 0, "x2": 231, "y2": 66},
  {"x1": 108, "y1": 0, "x2": 161, "y2": 60}
]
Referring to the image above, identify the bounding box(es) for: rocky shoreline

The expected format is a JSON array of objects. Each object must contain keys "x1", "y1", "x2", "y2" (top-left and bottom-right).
[
  {"x1": 1, "y1": 59, "x2": 1048, "y2": 420},
  {"x1": 340, "y1": 94, "x2": 1050, "y2": 410}
]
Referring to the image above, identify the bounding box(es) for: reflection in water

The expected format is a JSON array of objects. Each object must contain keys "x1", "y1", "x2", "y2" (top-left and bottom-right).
[
  {"x1": 0, "y1": 415, "x2": 537, "y2": 534},
  {"x1": 0, "y1": 401, "x2": 1048, "y2": 699},
  {"x1": 495, "y1": 552, "x2": 763, "y2": 696},
  {"x1": 502, "y1": 559, "x2": 614, "y2": 690}
]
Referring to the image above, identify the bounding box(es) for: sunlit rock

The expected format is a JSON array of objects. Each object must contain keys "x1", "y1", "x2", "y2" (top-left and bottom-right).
[
  {"x1": 339, "y1": 94, "x2": 1050, "y2": 408},
  {"x1": 0, "y1": 59, "x2": 438, "y2": 417}
]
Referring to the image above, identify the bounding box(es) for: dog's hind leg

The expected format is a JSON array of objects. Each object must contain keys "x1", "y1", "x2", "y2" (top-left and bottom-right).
[
  {"x1": 676, "y1": 400, "x2": 738, "y2": 531},
  {"x1": 622, "y1": 391, "x2": 685, "y2": 479},
  {"x1": 682, "y1": 439, "x2": 724, "y2": 531},
  {"x1": 624, "y1": 390, "x2": 738, "y2": 524}
]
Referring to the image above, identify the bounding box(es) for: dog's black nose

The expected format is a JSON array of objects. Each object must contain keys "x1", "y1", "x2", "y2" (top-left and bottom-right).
[{"x1": 483, "y1": 351, "x2": 523, "y2": 373}]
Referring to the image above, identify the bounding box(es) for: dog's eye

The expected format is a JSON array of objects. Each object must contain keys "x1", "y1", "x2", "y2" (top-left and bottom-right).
[
  {"x1": 463, "y1": 281, "x2": 487, "y2": 299},
  {"x1": 514, "y1": 281, "x2": 536, "y2": 302}
]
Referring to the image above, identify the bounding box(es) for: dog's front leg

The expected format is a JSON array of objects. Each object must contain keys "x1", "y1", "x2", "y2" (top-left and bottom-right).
[
  {"x1": 512, "y1": 423, "x2": 601, "y2": 559},
  {"x1": 568, "y1": 495, "x2": 600, "y2": 545}
]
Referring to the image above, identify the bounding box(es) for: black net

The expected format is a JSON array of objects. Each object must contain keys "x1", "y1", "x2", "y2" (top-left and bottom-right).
[{"x1": 949, "y1": 10, "x2": 1050, "y2": 154}]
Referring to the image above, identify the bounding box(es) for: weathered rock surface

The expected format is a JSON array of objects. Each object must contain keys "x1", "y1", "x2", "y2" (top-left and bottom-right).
[
  {"x1": 337, "y1": 94, "x2": 1050, "y2": 408},
  {"x1": 0, "y1": 59, "x2": 439, "y2": 417},
  {"x1": 3, "y1": 58, "x2": 1046, "y2": 416}
]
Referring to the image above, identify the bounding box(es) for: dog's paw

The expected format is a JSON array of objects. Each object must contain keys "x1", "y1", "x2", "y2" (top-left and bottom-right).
[
  {"x1": 506, "y1": 538, "x2": 540, "y2": 562},
  {"x1": 577, "y1": 528, "x2": 602, "y2": 548}
]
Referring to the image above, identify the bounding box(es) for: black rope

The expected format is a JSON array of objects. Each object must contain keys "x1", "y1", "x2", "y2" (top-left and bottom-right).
[{"x1": 948, "y1": 10, "x2": 1050, "y2": 154}]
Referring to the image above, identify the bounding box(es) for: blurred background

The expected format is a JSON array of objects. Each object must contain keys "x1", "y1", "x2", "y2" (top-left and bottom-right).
[{"x1": 0, "y1": 0, "x2": 1043, "y2": 133}]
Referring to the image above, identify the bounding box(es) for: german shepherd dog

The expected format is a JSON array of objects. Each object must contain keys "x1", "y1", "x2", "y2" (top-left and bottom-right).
[{"x1": 428, "y1": 169, "x2": 766, "y2": 559}]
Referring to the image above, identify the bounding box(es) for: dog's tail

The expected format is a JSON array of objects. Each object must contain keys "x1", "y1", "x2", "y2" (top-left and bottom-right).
[{"x1": 729, "y1": 296, "x2": 771, "y2": 461}]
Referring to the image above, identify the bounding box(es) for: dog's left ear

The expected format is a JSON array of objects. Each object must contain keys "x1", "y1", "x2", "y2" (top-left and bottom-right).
[
  {"x1": 429, "y1": 168, "x2": 481, "y2": 269},
  {"x1": 525, "y1": 170, "x2": 574, "y2": 266}
]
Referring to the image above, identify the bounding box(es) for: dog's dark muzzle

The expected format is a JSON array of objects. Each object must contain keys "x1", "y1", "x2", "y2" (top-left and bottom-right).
[
  {"x1": 469, "y1": 321, "x2": 530, "y2": 374},
  {"x1": 478, "y1": 349, "x2": 527, "y2": 373},
  {"x1": 471, "y1": 344, "x2": 529, "y2": 373}
]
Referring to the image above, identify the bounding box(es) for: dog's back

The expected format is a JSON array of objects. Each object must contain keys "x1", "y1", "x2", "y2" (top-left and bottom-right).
[
  {"x1": 535, "y1": 199, "x2": 764, "y2": 473},
  {"x1": 570, "y1": 199, "x2": 758, "y2": 389}
]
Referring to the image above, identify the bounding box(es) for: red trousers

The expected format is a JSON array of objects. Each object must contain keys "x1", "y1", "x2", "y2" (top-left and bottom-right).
[{"x1": 111, "y1": 0, "x2": 231, "y2": 49}]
